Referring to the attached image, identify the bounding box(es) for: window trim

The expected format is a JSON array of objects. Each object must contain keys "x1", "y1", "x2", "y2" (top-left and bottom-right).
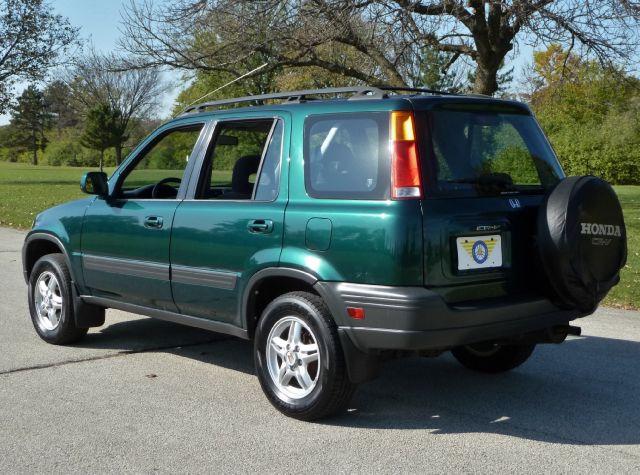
[
  {"x1": 110, "y1": 122, "x2": 207, "y2": 201},
  {"x1": 192, "y1": 117, "x2": 283, "y2": 203},
  {"x1": 303, "y1": 111, "x2": 391, "y2": 200}
]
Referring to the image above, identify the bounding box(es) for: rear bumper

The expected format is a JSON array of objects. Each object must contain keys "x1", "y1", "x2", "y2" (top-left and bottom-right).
[{"x1": 315, "y1": 282, "x2": 584, "y2": 353}]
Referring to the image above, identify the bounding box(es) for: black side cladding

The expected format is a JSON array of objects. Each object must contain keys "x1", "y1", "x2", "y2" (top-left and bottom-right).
[{"x1": 537, "y1": 176, "x2": 627, "y2": 313}]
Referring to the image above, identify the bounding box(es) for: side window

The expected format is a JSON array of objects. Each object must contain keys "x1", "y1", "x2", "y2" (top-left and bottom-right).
[
  {"x1": 119, "y1": 124, "x2": 204, "y2": 199},
  {"x1": 304, "y1": 112, "x2": 390, "y2": 199},
  {"x1": 197, "y1": 119, "x2": 282, "y2": 200},
  {"x1": 254, "y1": 120, "x2": 284, "y2": 201}
]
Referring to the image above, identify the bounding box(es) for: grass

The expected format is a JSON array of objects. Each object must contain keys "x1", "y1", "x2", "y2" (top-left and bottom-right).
[
  {"x1": 1, "y1": 161, "x2": 638, "y2": 309},
  {"x1": 605, "y1": 186, "x2": 640, "y2": 310}
]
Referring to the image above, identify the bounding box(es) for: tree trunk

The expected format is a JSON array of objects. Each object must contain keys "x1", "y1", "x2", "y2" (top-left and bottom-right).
[
  {"x1": 115, "y1": 144, "x2": 122, "y2": 166},
  {"x1": 99, "y1": 149, "x2": 104, "y2": 172},
  {"x1": 31, "y1": 129, "x2": 37, "y2": 166},
  {"x1": 473, "y1": 58, "x2": 500, "y2": 96}
]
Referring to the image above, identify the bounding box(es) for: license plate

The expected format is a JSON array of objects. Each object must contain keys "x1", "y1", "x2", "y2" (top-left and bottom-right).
[{"x1": 456, "y1": 235, "x2": 502, "y2": 270}]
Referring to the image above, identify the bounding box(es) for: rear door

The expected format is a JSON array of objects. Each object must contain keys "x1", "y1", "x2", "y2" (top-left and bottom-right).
[
  {"x1": 170, "y1": 113, "x2": 289, "y2": 326},
  {"x1": 414, "y1": 101, "x2": 565, "y2": 301}
]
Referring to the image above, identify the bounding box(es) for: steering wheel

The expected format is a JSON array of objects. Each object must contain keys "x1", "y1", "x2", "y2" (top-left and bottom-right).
[{"x1": 151, "y1": 177, "x2": 182, "y2": 199}]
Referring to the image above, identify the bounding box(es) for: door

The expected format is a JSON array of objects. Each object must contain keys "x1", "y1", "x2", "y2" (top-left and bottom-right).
[
  {"x1": 170, "y1": 114, "x2": 289, "y2": 326},
  {"x1": 414, "y1": 104, "x2": 564, "y2": 299},
  {"x1": 81, "y1": 121, "x2": 207, "y2": 310}
]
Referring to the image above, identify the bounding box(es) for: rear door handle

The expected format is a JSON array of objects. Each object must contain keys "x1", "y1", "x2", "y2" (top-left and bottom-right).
[
  {"x1": 247, "y1": 219, "x2": 273, "y2": 234},
  {"x1": 144, "y1": 216, "x2": 164, "y2": 229}
]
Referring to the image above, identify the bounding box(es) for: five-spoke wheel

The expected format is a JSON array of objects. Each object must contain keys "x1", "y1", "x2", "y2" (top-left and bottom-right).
[
  {"x1": 266, "y1": 316, "x2": 320, "y2": 399},
  {"x1": 33, "y1": 271, "x2": 63, "y2": 332}
]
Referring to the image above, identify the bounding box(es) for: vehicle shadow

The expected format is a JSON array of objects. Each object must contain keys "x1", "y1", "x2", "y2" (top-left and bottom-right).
[
  {"x1": 77, "y1": 316, "x2": 229, "y2": 352},
  {"x1": 79, "y1": 317, "x2": 640, "y2": 446}
]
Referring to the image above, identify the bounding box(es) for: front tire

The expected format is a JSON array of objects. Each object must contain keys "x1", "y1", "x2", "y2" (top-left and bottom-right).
[
  {"x1": 28, "y1": 254, "x2": 88, "y2": 345},
  {"x1": 451, "y1": 343, "x2": 536, "y2": 374},
  {"x1": 254, "y1": 291, "x2": 356, "y2": 420}
]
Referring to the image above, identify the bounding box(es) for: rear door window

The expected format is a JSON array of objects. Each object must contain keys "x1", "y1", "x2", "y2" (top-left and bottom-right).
[
  {"x1": 425, "y1": 109, "x2": 563, "y2": 196},
  {"x1": 196, "y1": 119, "x2": 281, "y2": 201},
  {"x1": 304, "y1": 112, "x2": 390, "y2": 199}
]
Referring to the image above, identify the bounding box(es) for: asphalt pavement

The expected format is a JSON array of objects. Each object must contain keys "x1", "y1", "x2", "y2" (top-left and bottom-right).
[{"x1": 1, "y1": 226, "x2": 639, "y2": 473}]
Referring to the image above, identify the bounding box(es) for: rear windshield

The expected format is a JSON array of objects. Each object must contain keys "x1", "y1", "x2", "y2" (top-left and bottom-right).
[{"x1": 423, "y1": 109, "x2": 563, "y2": 196}]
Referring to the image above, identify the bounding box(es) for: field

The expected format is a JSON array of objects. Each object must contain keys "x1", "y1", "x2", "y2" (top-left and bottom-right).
[{"x1": 1, "y1": 161, "x2": 638, "y2": 308}]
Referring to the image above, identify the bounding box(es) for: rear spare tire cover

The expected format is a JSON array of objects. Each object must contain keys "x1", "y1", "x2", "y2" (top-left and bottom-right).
[{"x1": 537, "y1": 176, "x2": 627, "y2": 312}]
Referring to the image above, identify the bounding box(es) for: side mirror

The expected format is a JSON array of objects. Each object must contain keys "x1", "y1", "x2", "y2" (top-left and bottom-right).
[{"x1": 81, "y1": 171, "x2": 109, "y2": 196}]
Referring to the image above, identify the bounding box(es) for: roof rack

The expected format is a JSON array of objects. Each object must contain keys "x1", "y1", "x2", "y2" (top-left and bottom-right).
[{"x1": 180, "y1": 85, "x2": 452, "y2": 115}]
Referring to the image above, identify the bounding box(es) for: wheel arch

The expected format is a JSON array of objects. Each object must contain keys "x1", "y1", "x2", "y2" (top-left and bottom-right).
[
  {"x1": 242, "y1": 267, "x2": 325, "y2": 339},
  {"x1": 22, "y1": 232, "x2": 75, "y2": 284}
]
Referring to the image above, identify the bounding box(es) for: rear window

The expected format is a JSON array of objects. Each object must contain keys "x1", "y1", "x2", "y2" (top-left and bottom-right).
[
  {"x1": 424, "y1": 109, "x2": 563, "y2": 196},
  {"x1": 304, "y1": 112, "x2": 390, "y2": 199}
]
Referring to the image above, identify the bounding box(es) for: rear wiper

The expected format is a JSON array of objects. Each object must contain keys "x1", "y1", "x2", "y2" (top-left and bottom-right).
[{"x1": 445, "y1": 173, "x2": 516, "y2": 193}]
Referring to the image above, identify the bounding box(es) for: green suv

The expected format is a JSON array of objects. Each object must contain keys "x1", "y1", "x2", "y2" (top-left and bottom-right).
[{"x1": 23, "y1": 87, "x2": 627, "y2": 420}]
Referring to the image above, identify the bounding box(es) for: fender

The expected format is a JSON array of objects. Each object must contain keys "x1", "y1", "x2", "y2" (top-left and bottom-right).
[
  {"x1": 241, "y1": 267, "x2": 319, "y2": 328},
  {"x1": 22, "y1": 232, "x2": 75, "y2": 284}
]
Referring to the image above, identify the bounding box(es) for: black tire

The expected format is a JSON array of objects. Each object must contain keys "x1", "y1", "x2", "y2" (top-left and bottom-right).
[
  {"x1": 28, "y1": 254, "x2": 88, "y2": 345},
  {"x1": 254, "y1": 291, "x2": 356, "y2": 421},
  {"x1": 451, "y1": 343, "x2": 536, "y2": 374}
]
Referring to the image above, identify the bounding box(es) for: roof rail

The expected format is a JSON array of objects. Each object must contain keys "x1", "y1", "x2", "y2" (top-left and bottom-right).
[
  {"x1": 180, "y1": 86, "x2": 386, "y2": 115},
  {"x1": 179, "y1": 85, "x2": 453, "y2": 115},
  {"x1": 378, "y1": 86, "x2": 454, "y2": 96}
]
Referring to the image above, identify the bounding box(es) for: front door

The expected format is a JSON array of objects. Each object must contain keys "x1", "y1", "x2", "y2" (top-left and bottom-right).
[
  {"x1": 81, "y1": 120, "x2": 208, "y2": 310},
  {"x1": 170, "y1": 114, "x2": 289, "y2": 326}
]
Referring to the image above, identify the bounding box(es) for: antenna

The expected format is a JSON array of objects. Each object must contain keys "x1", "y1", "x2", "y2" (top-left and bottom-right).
[{"x1": 176, "y1": 62, "x2": 269, "y2": 116}]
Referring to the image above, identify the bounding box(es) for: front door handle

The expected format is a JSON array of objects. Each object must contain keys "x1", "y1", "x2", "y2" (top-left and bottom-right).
[
  {"x1": 247, "y1": 219, "x2": 273, "y2": 234},
  {"x1": 144, "y1": 216, "x2": 164, "y2": 229}
]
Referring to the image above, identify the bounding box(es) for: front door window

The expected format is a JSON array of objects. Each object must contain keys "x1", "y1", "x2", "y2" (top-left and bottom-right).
[{"x1": 118, "y1": 124, "x2": 204, "y2": 199}]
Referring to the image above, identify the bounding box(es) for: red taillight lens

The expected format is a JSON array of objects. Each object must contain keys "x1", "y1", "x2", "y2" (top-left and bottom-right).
[{"x1": 390, "y1": 111, "x2": 422, "y2": 200}]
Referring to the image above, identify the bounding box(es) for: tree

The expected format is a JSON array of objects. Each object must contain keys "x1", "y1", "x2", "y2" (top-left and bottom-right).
[
  {"x1": 0, "y1": 0, "x2": 78, "y2": 113},
  {"x1": 8, "y1": 85, "x2": 51, "y2": 165},
  {"x1": 43, "y1": 80, "x2": 79, "y2": 133},
  {"x1": 418, "y1": 47, "x2": 463, "y2": 92},
  {"x1": 67, "y1": 51, "x2": 164, "y2": 164},
  {"x1": 80, "y1": 103, "x2": 125, "y2": 172},
  {"x1": 119, "y1": 0, "x2": 640, "y2": 96},
  {"x1": 528, "y1": 46, "x2": 640, "y2": 184}
]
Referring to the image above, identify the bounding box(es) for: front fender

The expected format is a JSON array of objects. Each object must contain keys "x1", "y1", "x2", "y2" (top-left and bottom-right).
[{"x1": 23, "y1": 197, "x2": 93, "y2": 287}]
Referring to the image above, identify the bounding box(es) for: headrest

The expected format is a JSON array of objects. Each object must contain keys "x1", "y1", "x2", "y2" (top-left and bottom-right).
[{"x1": 232, "y1": 155, "x2": 261, "y2": 194}]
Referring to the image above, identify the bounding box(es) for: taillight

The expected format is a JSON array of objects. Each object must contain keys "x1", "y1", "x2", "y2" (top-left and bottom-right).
[{"x1": 390, "y1": 111, "x2": 423, "y2": 199}]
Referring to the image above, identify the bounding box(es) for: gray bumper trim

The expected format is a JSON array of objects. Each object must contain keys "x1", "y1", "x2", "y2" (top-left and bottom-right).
[{"x1": 314, "y1": 281, "x2": 582, "y2": 352}]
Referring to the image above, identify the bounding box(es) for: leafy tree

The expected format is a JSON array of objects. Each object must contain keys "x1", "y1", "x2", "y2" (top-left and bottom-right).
[
  {"x1": 120, "y1": 0, "x2": 640, "y2": 96},
  {"x1": 417, "y1": 47, "x2": 462, "y2": 92},
  {"x1": 8, "y1": 85, "x2": 51, "y2": 165},
  {"x1": 80, "y1": 103, "x2": 126, "y2": 171},
  {"x1": 0, "y1": 0, "x2": 78, "y2": 113},
  {"x1": 529, "y1": 46, "x2": 640, "y2": 184},
  {"x1": 43, "y1": 80, "x2": 79, "y2": 133}
]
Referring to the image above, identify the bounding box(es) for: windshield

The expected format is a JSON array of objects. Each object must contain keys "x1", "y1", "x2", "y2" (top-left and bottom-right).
[{"x1": 424, "y1": 109, "x2": 563, "y2": 196}]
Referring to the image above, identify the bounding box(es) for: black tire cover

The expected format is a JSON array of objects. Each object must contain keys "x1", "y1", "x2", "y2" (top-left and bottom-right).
[{"x1": 537, "y1": 176, "x2": 627, "y2": 312}]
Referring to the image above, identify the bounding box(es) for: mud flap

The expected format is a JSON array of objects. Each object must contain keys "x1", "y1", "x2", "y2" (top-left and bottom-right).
[
  {"x1": 72, "y1": 283, "x2": 105, "y2": 328},
  {"x1": 338, "y1": 328, "x2": 380, "y2": 384}
]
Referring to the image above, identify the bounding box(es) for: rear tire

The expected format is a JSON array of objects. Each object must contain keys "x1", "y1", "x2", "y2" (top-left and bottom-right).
[
  {"x1": 28, "y1": 254, "x2": 88, "y2": 345},
  {"x1": 254, "y1": 291, "x2": 356, "y2": 420},
  {"x1": 451, "y1": 343, "x2": 536, "y2": 373}
]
